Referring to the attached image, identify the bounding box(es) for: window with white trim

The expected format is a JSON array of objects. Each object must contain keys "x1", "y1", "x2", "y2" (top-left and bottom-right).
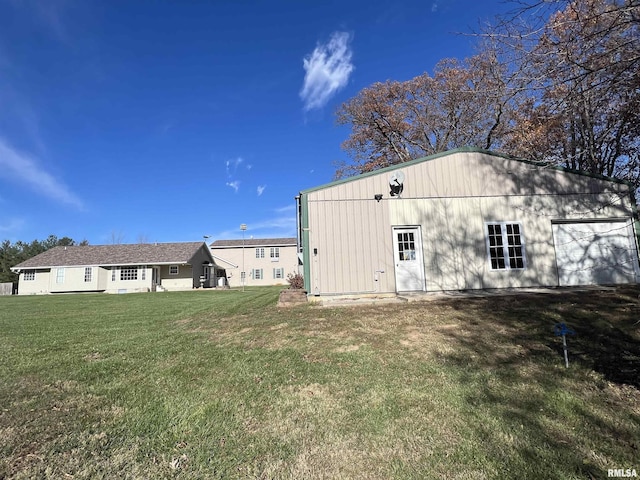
[
  {"x1": 253, "y1": 268, "x2": 263, "y2": 280},
  {"x1": 24, "y1": 270, "x2": 36, "y2": 281},
  {"x1": 84, "y1": 267, "x2": 92, "y2": 282},
  {"x1": 256, "y1": 247, "x2": 265, "y2": 259},
  {"x1": 169, "y1": 265, "x2": 179, "y2": 275},
  {"x1": 273, "y1": 268, "x2": 284, "y2": 279},
  {"x1": 56, "y1": 268, "x2": 65, "y2": 284},
  {"x1": 120, "y1": 267, "x2": 138, "y2": 281},
  {"x1": 270, "y1": 247, "x2": 280, "y2": 261},
  {"x1": 486, "y1": 222, "x2": 526, "y2": 270},
  {"x1": 140, "y1": 266, "x2": 146, "y2": 281},
  {"x1": 112, "y1": 268, "x2": 117, "y2": 281}
]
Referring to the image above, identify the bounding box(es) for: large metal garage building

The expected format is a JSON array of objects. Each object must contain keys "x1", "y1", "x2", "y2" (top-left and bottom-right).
[{"x1": 297, "y1": 148, "x2": 640, "y2": 297}]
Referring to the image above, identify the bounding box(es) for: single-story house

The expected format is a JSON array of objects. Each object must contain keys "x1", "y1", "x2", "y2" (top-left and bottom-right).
[
  {"x1": 209, "y1": 237, "x2": 299, "y2": 287},
  {"x1": 11, "y1": 241, "x2": 225, "y2": 295},
  {"x1": 296, "y1": 147, "x2": 640, "y2": 297}
]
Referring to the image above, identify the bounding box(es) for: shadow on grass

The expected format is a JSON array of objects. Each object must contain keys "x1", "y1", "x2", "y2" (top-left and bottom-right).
[{"x1": 434, "y1": 286, "x2": 640, "y2": 478}]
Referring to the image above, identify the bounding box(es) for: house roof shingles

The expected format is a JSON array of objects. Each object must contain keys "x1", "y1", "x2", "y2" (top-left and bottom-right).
[
  {"x1": 210, "y1": 237, "x2": 297, "y2": 248},
  {"x1": 13, "y1": 242, "x2": 208, "y2": 269}
]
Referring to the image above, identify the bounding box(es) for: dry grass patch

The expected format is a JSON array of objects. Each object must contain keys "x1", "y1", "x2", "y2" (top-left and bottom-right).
[{"x1": 1, "y1": 286, "x2": 639, "y2": 479}]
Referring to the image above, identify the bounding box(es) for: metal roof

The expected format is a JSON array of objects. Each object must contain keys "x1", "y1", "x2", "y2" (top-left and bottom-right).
[{"x1": 298, "y1": 147, "x2": 631, "y2": 195}]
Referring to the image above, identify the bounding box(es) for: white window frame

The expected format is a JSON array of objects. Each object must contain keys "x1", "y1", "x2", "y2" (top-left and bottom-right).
[
  {"x1": 24, "y1": 270, "x2": 36, "y2": 281},
  {"x1": 256, "y1": 247, "x2": 265, "y2": 259},
  {"x1": 140, "y1": 266, "x2": 146, "y2": 281},
  {"x1": 84, "y1": 267, "x2": 92, "y2": 283},
  {"x1": 120, "y1": 267, "x2": 138, "y2": 281},
  {"x1": 270, "y1": 247, "x2": 280, "y2": 261},
  {"x1": 169, "y1": 265, "x2": 179, "y2": 275},
  {"x1": 56, "y1": 268, "x2": 65, "y2": 284},
  {"x1": 485, "y1": 222, "x2": 527, "y2": 271},
  {"x1": 253, "y1": 268, "x2": 263, "y2": 280},
  {"x1": 111, "y1": 267, "x2": 117, "y2": 281},
  {"x1": 273, "y1": 268, "x2": 284, "y2": 279}
]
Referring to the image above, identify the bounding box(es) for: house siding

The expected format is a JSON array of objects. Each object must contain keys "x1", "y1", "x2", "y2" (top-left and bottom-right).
[
  {"x1": 159, "y1": 264, "x2": 193, "y2": 290},
  {"x1": 17, "y1": 269, "x2": 50, "y2": 295},
  {"x1": 12, "y1": 242, "x2": 223, "y2": 295},
  {"x1": 210, "y1": 242, "x2": 298, "y2": 288},
  {"x1": 301, "y1": 149, "x2": 639, "y2": 296}
]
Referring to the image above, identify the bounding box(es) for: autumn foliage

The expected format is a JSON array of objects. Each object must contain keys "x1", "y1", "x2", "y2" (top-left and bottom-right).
[{"x1": 336, "y1": 0, "x2": 640, "y2": 188}]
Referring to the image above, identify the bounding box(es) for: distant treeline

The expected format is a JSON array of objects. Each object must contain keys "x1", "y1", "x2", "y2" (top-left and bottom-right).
[{"x1": 0, "y1": 235, "x2": 88, "y2": 283}]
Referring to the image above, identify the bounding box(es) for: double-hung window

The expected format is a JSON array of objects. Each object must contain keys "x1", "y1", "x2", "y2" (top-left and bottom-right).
[
  {"x1": 253, "y1": 268, "x2": 263, "y2": 280},
  {"x1": 270, "y1": 247, "x2": 280, "y2": 261},
  {"x1": 273, "y1": 268, "x2": 284, "y2": 279},
  {"x1": 256, "y1": 248, "x2": 265, "y2": 259},
  {"x1": 84, "y1": 267, "x2": 92, "y2": 282},
  {"x1": 56, "y1": 268, "x2": 65, "y2": 284},
  {"x1": 486, "y1": 222, "x2": 526, "y2": 270}
]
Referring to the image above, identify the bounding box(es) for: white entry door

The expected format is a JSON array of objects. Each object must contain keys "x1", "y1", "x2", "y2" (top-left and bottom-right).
[{"x1": 393, "y1": 227, "x2": 426, "y2": 292}]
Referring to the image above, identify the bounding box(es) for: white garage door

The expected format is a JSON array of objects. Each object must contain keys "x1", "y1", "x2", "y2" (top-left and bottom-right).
[{"x1": 552, "y1": 221, "x2": 639, "y2": 286}]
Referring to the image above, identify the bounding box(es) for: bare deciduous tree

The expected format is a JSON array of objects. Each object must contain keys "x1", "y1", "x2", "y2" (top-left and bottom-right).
[{"x1": 336, "y1": 0, "x2": 640, "y2": 189}]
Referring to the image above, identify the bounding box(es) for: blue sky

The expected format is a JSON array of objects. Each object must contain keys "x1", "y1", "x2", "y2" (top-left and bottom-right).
[{"x1": 0, "y1": 0, "x2": 512, "y2": 245}]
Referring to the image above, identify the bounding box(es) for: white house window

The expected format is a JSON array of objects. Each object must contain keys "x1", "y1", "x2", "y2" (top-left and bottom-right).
[
  {"x1": 273, "y1": 268, "x2": 284, "y2": 279},
  {"x1": 256, "y1": 248, "x2": 265, "y2": 259},
  {"x1": 84, "y1": 267, "x2": 92, "y2": 282},
  {"x1": 56, "y1": 268, "x2": 65, "y2": 284},
  {"x1": 486, "y1": 223, "x2": 526, "y2": 270},
  {"x1": 270, "y1": 247, "x2": 280, "y2": 261},
  {"x1": 140, "y1": 266, "x2": 146, "y2": 280},
  {"x1": 240, "y1": 271, "x2": 246, "y2": 282},
  {"x1": 169, "y1": 265, "x2": 179, "y2": 275},
  {"x1": 253, "y1": 268, "x2": 263, "y2": 280},
  {"x1": 24, "y1": 270, "x2": 36, "y2": 281},
  {"x1": 120, "y1": 267, "x2": 138, "y2": 281},
  {"x1": 111, "y1": 268, "x2": 117, "y2": 281}
]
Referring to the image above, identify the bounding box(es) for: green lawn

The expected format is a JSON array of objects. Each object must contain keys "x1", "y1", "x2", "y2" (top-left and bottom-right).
[{"x1": 1, "y1": 286, "x2": 639, "y2": 479}]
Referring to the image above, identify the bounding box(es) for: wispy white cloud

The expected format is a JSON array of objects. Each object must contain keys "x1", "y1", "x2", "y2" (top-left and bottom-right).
[
  {"x1": 275, "y1": 204, "x2": 296, "y2": 214},
  {"x1": 257, "y1": 185, "x2": 266, "y2": 196},
  {"x1": 0, "y1": 217, "x2": 25, "y2": 234},
  {"x1": 225, "y1": 157, "x2": 244, "y2": 177},
  {"x1": 249, "y1": 215, "x2": 297, "y2": 237},
  {"x1": 10, "y1": 0, "x2": 71, "y2": 43},
  {"x1": 0, "y1": 137, "x2": 84, "y2": 209},
  {"x1": 300, "y1": 31, "x2": 354, "y2": 111},
  {"x1": 226, "y1": 181, "x2": 240, "y2": 193}
]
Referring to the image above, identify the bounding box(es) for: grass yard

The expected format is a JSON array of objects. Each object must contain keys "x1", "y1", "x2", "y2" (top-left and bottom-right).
[{"x1": 1, "y1": 286, "x2": 639, "y2": 479}]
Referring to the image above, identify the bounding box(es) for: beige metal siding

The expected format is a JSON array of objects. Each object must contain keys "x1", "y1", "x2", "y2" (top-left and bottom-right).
[
  {"x1": 305, "y1": 150, "x2": 636, "y2": 295},
  {"x1": 307, "y1": 195, "x2": 393, "y2": 295}
]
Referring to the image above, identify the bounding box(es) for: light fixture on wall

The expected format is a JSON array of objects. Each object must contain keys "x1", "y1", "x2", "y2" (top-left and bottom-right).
[{"x1": 374, "y1": 194, "x2": 383, "y2": 202}]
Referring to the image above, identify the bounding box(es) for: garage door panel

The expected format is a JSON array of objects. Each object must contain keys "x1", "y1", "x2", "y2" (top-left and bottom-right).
[{"x1": 552, "y1": 221, "x2": 638, "y2": 286}]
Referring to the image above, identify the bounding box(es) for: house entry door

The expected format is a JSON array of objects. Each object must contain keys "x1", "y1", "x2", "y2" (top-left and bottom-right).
[
  {"x1": 392, "y1": 226, "x2": 425, "y2": 292},
  {"x1": 152, "y1": 267, "x2": 160, "y2": 286}
]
